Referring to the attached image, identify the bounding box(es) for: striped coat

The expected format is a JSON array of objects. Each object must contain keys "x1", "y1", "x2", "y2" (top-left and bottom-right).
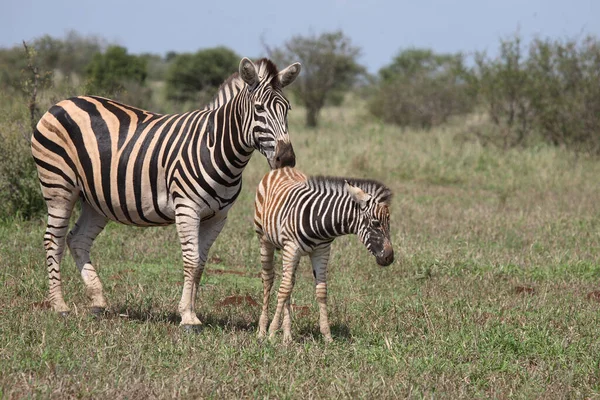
[
  {"x1": 32, "y1": 58, "x2": 301, "y2": 327},
  {"x1": 254, "y1": 167, "x2": 393, "y2": 342}
]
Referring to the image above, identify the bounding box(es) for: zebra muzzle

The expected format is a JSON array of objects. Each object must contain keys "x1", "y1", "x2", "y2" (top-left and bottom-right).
[
  {"x1": 376, "y1": 244, "x2": 394, "y2": 267},
  {"x1": 272, "y1": 141, "x2": 296, "y2": 169}
]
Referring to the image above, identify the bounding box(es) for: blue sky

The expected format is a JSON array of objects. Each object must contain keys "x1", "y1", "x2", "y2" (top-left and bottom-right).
[{"x1": 2, "y1": 0, "x2": 598, "y2": 73}]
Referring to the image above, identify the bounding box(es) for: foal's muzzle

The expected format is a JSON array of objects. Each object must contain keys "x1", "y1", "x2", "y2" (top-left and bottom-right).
[{"x1": 376, "y1": 242, "x2": 394, "y2": 266}]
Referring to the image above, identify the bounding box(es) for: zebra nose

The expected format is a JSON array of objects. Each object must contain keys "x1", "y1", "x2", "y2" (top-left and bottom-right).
[
  {"x1": 377, "y1": 245, "x2": 394, "y2": 266},
  {"x1": 274, "y1": 142, "x2": 296, "y2": 169}
]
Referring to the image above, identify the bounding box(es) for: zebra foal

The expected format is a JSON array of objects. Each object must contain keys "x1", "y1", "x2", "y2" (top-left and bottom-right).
[
  {"x1": 32, "y1": 57, "x2": 300, "y2": 328},
  {"x1": 253, "y1": 167, "x2": 394, "y2": 342}
]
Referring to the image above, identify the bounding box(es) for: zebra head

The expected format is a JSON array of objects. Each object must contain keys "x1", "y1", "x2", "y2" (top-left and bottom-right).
[
  {"x1": 239, "y1": 58, "x2": 301, "y2": 170},
  {"x1": 346, "y1": 181, "x2": 394, "y2": 266}
]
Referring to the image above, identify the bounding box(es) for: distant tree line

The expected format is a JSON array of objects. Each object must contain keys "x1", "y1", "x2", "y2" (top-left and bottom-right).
[
  {"x1": 0, "y1": 30, "x2": 599, "y2": 151},
  {"x1": 370, "y1": 34, "x2": 600, "y2": 152}
]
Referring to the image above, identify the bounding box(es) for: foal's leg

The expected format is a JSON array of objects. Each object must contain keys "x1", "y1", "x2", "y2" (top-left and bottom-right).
[
  {"x1": 258, "y1": 238, "x2": 275, "y2": 338},
  {"x1": 310, "y1": 245, "x2": 332, "y2": 342},
  {"x1": 281, "y1": 268, "x2": 298, "y2": 342},
  {"x1": 268, "y1": 243, "x2": 301, "y2": 343}
]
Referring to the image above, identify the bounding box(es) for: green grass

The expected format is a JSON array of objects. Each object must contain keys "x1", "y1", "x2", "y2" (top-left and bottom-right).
[{"x1": 2, "y1": 98, "x2": 600, "y2": 398}]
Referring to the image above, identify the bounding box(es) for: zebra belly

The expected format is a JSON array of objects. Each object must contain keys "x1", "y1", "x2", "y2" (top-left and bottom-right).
[{"x1": 80, "y1": 185, "x2": 176, "y2": 226}]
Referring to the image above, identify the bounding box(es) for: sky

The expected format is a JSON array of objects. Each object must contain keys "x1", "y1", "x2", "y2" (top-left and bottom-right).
[{"x1": 1, "y1": 0, "x2": 598, "y2": 73}]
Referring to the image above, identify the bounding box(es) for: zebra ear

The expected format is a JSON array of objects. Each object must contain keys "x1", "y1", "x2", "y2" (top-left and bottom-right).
[
  {"x1": 278, "y1": 62, "x2": 301, "y2": 88},
  {"x1": 239, "y1": 57, "x2": 259, "y2": 90},
  {"x1": 345, "y1": 180, "x2": 371, "y2": 207}
]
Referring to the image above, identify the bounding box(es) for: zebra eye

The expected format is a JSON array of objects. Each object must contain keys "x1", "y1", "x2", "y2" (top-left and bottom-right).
[
  {"x1": 372, "y1": 220, "x2": 381, "y2": 228},
  {"x1": 255, "y1": 103, "x2": 265, "y2": 112}
]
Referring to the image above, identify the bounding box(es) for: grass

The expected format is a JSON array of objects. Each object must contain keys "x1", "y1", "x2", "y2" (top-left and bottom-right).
[{"x1": 1, "y1": 96, "x2": 600, "y2": 398}]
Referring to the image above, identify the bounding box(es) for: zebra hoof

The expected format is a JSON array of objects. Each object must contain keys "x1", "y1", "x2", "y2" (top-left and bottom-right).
[
  {"x1": 58, "y1": 311, "x2": 70, "y2": 318},
  {"x1": 181, "y1": 324, "x2": 203, "y2": 334},
  {"x1": 89, "y1": 306, "x2": 106, "y2": 317}
]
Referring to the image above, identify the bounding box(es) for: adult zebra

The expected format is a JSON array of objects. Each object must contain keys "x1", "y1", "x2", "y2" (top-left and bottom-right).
[
  {"x1": 254, "y1": 167, "x2": 394, "y2": 342},
  {"x1": 31, "y1": 57, "x2": 301, "y2": 328}
]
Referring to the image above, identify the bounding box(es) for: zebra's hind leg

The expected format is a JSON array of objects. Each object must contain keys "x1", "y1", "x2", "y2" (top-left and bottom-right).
[
  {"x1": 258, "y1": 238, "x2": 275, "y2": 339},
  {"x1": 44, "y1": 201, "x2": 77, "y2": 315},
  {"x1": 67, "y1": 202, "x2": 108, "y2": 314},
  {"x1": 310, "y1": 245, "x2": 333, "y2": 343},
  {"x1": 268, "y1": 243, "x2": 301, "y2": 343}
]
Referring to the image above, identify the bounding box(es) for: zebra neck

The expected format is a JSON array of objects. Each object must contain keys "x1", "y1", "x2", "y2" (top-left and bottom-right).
[
  {"x1": 320, "y1": 195, "x2": 361, "y2": 238},
  {"x1": 342, "y1": 200, "x2": 362, "y2": 236},
  {"x1": 201, "y1": 97, "x2": 254, "y2": 174}
]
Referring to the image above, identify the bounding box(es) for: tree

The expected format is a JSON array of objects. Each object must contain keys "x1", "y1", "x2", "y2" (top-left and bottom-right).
[
  {"x1": 35, "y1": 31, "x2": 105, "y2": 78},
  {"x1": 379, "y1": 48, "x2": 466, "y2": 82},
  {"x1": 165, "y1": 46, "x2": 239, "y2": 103},
  {"x1": 268, "y1": 31, "x2": 364, "y2": 127},
  {"x1": 473, "y1": 34, "x2": 600, "y2": 152},
  {"x1": 370, "y1": 48, "x2": 475, "y2": 128},
  {"x1": 139, "y1": 52, "x2": 170, "y2": 81},
  {"x1": 85, "y1": 45, "x2": 147, "y2": 94}
]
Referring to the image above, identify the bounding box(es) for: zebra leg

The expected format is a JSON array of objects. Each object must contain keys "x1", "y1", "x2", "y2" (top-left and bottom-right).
[
  {"x1": 268, "y1": 243, "x2": 301, "y2": 342},
  {"x1": 258, "y1": 238, "x2": 275, "y2": 339},
  {"x1": 176, "y1": 211, "x2": 227, "y2": 328},
  {"x1": 44, "y1": 201, "x2": 77, "y2": 315},
  {"x1": 281, "y1": 267, "x2": 298, "y2": 343},
  {"x1": 192, "y1": 217, "x2": 227, "y2": 313},
  {"x1": 66, "y1": 202, "x2": 108, "y2": 314},
  {"x1": 310, "y1": 245, "x2": 333, "y2": 342}
]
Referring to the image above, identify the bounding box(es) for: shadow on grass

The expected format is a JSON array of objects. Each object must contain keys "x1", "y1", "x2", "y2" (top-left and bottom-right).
[
  {"x1": 296, "y1": 323, "x2": 353, "y2": 343},
  {"x1": 106, "y1": 306, "x2": 180, "y2": 325},
  {"x1": 105, "y1": 305, "x2": 258, "y2": 332},
  {"x1": 103, "y1": 304, "x2": 351, "y2": 342}
]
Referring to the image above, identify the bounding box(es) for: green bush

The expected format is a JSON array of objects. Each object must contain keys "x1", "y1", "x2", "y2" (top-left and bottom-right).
[
  {"x1": 473, "y1": 34, "x2": 600, "y2": 152},
  {"x1": 0, "y1": 118, "x2": 45, "y2": 221},
  {"x1": 85, "y1": 45, "x2": 147, "y2": 95},
  {"x1": 165, "y1": 47, "x2": 239, "y2": 104},
  {"x1": 527, "y1": 36, "x2": 600, "y2": 152},
  {"x1": 370, "y1": 49, "x2": 475, "y2": 129}
]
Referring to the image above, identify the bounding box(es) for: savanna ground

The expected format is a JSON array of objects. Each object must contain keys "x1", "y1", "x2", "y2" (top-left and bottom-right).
[{"x1": 1, "y1": 98, "x2": 600, "y2": 399}]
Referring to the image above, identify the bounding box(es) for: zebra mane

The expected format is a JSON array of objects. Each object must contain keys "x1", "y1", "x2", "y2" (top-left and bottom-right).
[
  {"x1": 306, "y1": 175, "x2": 393, "y2": 205},
  {"x1": 204, "y1": 58, "x2": 282, "y2": 110}
]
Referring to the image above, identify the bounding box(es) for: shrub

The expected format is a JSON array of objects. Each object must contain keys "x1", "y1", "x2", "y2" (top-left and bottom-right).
[
  {"x1": 472, "y1": 35, "x2": 533, "y2": 148},
  {"x1": 473, "y1": 34, "x2": 600, "y2": 153},
  {"x1": 85, "y1": 45, "x2": 147, "y2": 95},
  {"x1": 527, "y1": 36, "x2": 600, "y2": 152},
  {"x1": 165, "y1": 47, "x2": 239, "y2": 104},
  {"x1": 0, "y1": 119, "x2": 45, "y2": 221},
  {"x1": 370, "y1": 49, "x2": 475, "y2": 129}
]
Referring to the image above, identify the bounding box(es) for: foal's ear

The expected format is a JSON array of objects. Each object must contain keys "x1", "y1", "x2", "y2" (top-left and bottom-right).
[
  {"x1": 239, "y1": 57, "x2": 259, "y2": 90},
  {"x1": 345, "y1": 180, "x2": 371, "y2": 208}
]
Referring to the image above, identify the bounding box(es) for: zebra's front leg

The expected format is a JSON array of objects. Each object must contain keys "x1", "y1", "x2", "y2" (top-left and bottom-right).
[
  {"x1": 281, "y1": 272, "x2": 297, "y2": 343},
  {"x1": 268, "y1": 243, "x2": 301, "y2": 343},
  {"x1": 258, "y1": 238, "x2": 275, "y2": 339},
  {"x1": 176, "y1": 211, "x2": 227, "y2": 328},
  {"x1": 67, "y1": 202, "x2": 108, "y2": 314},
  {"x1": 310, "y1": 245, "x2": 333, "y2": 342}
]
